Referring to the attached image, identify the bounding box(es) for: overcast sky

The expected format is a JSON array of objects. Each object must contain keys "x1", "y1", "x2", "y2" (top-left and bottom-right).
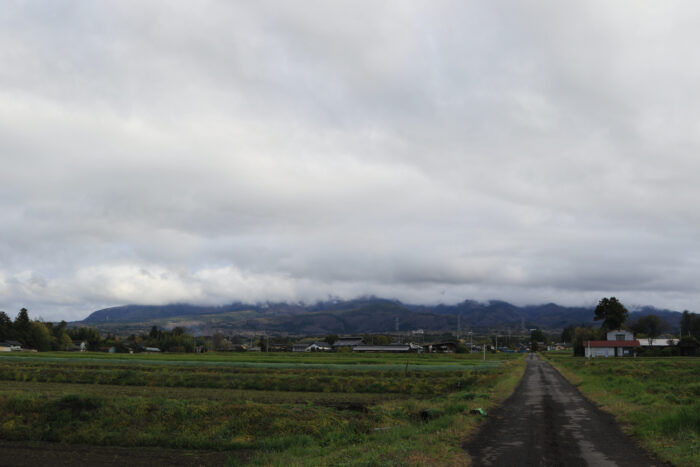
[{"x1": 2, "y1": 1, "x2": 700, "y2": 321}]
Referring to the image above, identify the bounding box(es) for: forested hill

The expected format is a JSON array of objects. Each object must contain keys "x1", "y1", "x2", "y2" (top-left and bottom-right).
[{"x1": 77, "y1": 298, "x2": 682, "y2": 335}]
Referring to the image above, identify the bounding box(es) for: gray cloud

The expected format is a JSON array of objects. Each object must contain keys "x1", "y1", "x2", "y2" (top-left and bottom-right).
[{"x1": 2, "y1": 1, "x2": 700, "y2": 320}]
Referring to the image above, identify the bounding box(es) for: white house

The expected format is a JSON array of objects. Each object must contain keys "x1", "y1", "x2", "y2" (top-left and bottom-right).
[
  {"x1": 0, "y1": 341, "x2": 22, "y2": 352},
  {"x1": 305, "y1": 342, "x2": 332, "y2": 352},
  {"x1": 584, "y1": 329, "x2": 641, "y2": 358}
]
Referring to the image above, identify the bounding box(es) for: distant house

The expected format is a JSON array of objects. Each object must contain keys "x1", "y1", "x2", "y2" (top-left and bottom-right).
[
  {"x1": 0, "y1": 342, "x2": 16, "y2": 352},
  {"x1": 423, "y1": 342, "x2": 458, "y2": 353},
  {"x1": 269, "y1": 344, "x2": 291, "y2": 352},
  {"x1": 306, "y1": 342, "x2": 332, "y2": 352},
  {"x1": 143, "y1": 347, "x2": 161, "y2": 353},
  {"x1": 584, "y1": 329, "x2": 640, "y2": 357},
  {"x1": 293, "y1": 344, "x2": 310, "y2": 352},
  {"x1": 333, "y1": 337, "x2": 363, "y2": 350},
  {"x1": 639, "y1": 338, "x2": 679, "y2": 348},
  {"x1": 69, "y1": 340, "x2": 87, "y2": 352},
  {"x1": 0, "y1": 341, "x2": 22, "y2": 352}
]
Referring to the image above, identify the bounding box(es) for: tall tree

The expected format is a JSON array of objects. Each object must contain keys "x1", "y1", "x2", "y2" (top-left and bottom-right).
[
  {"x1": 13, "y1": 308, "x2": 31, "y2": 343},
  {"x1": 530, "y1": 329, "x2": 546, "y2": 351},
  {"x1": 0, "y1": 311, "x2": 11, "y2": 341},
  {"x1": 572, "y1": 326, "x2": 603, "y2": 357},
  {"x1": 631, "y1": 314, "x2": 668, "y2": 346},
  {"x1": 324, "y1": 334, "x2": 339, "y2": 346},
  {"x1": 560, "y1": 325, "x2": 575, "y2": 344},
  {"x1": 25, "y1": 321, "x2": 52, "y2": 351},
  {"x1": 680, "y1": 310, "x2": 696, "y2": 337},
  {"x1": 594, "y1": 297, "x2": 629, "y2": 331}
]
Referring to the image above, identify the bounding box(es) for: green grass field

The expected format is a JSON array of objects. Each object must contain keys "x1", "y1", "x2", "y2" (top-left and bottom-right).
[
  {"x1": 0, "y1": 351, "x2": 525, "y2": 466},
  {"x1": 544, "y1": 353, "x2": 700, "y2": 466}
]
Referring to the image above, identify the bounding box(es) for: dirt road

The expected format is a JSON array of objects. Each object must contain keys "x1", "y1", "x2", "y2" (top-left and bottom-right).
[{"x1": 464, "y1": 353, "x2": 667, "y2": 467}]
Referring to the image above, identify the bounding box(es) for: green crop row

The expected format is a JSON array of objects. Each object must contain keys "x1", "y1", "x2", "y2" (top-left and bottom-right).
[
  {"x1": 0, "y1": 364, "x2": 492, "y2": 395},
  {"x1": 0, "y1": 359, "x2": 491, "y2": 378},
  {"x1": 0, "y1": 392, "x2": 375, "y2": 451},
  {"x1": 0, "y1": 352, "x2": 508, "y2": 371}
]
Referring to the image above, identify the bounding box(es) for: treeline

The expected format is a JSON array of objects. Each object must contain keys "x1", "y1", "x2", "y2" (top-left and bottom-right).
[
  {"x1": 72, "y1": 325, "x2": 205, "y2": 353},
  {"x1": 0, "y1": 308, "x2": 204, "y2": 353},
  {"x1": 0, "y1": 308, "x2": 73, "y2": 351}
]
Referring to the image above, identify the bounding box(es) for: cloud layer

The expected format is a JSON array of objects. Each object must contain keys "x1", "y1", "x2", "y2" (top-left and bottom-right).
[{"x1": 2, "y1": 1, "x2": 700, "y2": 320}]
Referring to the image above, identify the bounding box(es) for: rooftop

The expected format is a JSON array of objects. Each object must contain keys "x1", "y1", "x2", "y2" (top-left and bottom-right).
[{"x1": 584, "y1": 340, "x2": 641, "y2": 348}]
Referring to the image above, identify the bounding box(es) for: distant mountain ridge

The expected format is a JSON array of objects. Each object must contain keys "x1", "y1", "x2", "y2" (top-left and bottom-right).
[{"x1": 77, "y1": 298, "x2": 682, "y2": 336}]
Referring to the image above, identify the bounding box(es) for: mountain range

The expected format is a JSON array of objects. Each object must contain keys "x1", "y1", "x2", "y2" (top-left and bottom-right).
[{"x1": 75, "y1": 298, "x2": 682, "y2": 337}]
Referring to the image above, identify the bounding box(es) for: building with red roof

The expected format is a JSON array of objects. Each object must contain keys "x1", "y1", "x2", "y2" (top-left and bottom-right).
[{"x1": 584, "y1": 329, "x2": 641, "y2": 358}]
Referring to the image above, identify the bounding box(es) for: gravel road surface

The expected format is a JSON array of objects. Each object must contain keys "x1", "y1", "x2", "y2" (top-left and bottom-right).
[{"x1": 464, "y1": 353, "x2": 668, "y2": 467}]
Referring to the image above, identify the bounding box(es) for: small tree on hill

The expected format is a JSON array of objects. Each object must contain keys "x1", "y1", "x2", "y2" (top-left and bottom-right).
[{"x1": 594, "y1": 297, "x2": 628, "y2": 331}]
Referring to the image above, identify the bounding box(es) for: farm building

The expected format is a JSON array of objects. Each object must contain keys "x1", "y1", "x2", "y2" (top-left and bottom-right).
[
  {"x1": 639, "y1": 338, "x2": 679, "y2": 348},
  {"x1": 0, "y1": 341, "x2": 22, "y2": 352},
  {"x1": 353, "y1": 343, "x2": 423, "y2": 353},
  {"x1": 584, "y1": 329, "x2": 640, "y2": 357},
  {"x1": 333, "y1": 337, "x2": 363, "y2": 350},
  {"x1": 423, "y1": 342, "x2": 458, "y2": 353},
  {"x1": 306, "y1": 342, "x2": 332, "y2": 352}
]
